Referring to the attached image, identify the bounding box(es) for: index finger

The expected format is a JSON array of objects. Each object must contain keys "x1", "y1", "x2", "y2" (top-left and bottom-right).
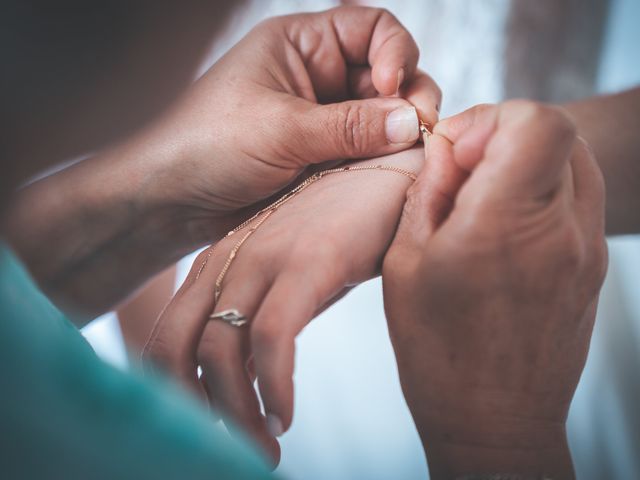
[
  {"x1": 288, "y1": 7, "x2": 420, "y2": 96},
  {"x1": 401, "y1": 70, "x2": 442, "y2": 130}
]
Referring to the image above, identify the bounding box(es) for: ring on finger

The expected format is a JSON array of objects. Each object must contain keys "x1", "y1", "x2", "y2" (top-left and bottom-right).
[{"x1": 209, "y1": 308, "x2": 249, "y2": 327}]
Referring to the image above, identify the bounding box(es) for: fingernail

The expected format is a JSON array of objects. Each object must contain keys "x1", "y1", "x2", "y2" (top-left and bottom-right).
[
  {"x1": 266, "y1": 413, "x2": 284, "y2": 437},
  {"x1": 396, "y1": 67, "x2": 405, "y2": 94},
  {"x1": 386, "y1": 106, "x2": 419, "y2": 144}
]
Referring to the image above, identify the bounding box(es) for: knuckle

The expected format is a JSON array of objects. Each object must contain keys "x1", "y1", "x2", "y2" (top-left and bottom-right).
[
  {"x1": 470, "y1": 103, "x2": 496, "y2": 120},
  {"x1": 547, "y1": 106, "x2": 577, "y2": 139},
  {"x1": 593, "y1": 238, "x2": 609, "y2": 288},
  {"x1": 298, "y1": 231, "x2": 339, "y2": 260},
  {"x1": 553, "y1": 224, "x2": 585, "y2": 274},
  {"x1": 471, "y1": 103, "x2": 498, "y2": 124},
  {"x1": 502, "y1": 99, "x2": 542, "y2": 119},
  {"x1": 297, "y1": 230, "x2": 347, "y2": 280},
  {"x1": 577, "y1": 235, "x2": 608, "y2": 301},
  {"x1": 375, "y1": 7, "x2": 394, "y2": 21},
  {"x1": 504, "y1": 100, "x2": 577, "y2": 140},
  {"x1": 577, "y1": 137, "x2": 607, "y2": 200},
  {"x1": 350, "y1": 6, "x2": 394, "y2": 20},
  {"x1": 248, "y1": 243, "x2": 274, "y2": 267},
  {"x1": 436, "y1": 103, "x2": 495, "y2": 139},
  {"x1": 333, "y1": 103, "x2": 370, "y2": 156}
]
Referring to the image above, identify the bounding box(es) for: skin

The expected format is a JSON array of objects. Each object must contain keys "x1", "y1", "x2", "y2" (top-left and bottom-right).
[
  {"x1": 143, "y1": 148, "x2": 425, "y2": 463},
  {"x1": 383, "y1": 101, "x2": 607, "y2": 479},
  {"x1": 136, "y1": 83, "x2": 640, "y2": 466},
  {"x1": 6, "y1": 7, "x2": 440, "y2": 321},
  {"x1": 563, "y1": 87, "x2": 640, "y2": 234},
  {"x1": 138, "y1": 87, "x2": 638, "y2": 468},
  {"x1": 3, "y1": 2, "x2": 635, "y2": 476},
  {"x1": 117, "y1": 265, "x2": 177, "y2": 358}
]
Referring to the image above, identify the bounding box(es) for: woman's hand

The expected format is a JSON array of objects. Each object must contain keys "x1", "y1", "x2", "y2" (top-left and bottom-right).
[
  {"x1": 382, "y1": 101, "x2": 607, "y2": 479},
  {"x1": 143, "y1": 147, "x2": 424, "y2": 464},
  {"x1": 7, "y1": 6, "x2": 439, "y2": 319},
  {"x1": 144, "y1": 6, "x2": 440, "y2": 221}
]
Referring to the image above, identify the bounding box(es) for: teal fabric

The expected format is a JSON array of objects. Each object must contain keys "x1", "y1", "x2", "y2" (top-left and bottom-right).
[{"x1": 0, "y1": 245, "x2": 274, "y2": 480}]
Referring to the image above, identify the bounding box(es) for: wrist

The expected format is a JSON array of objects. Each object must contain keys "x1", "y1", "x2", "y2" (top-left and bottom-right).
[
  {"x1": 6, "y1": 146, "x2": 208, "y2": 320},
  {"x1": 118, "y1": 114, "x2": 244, "y2": 243},
  {"x1": 411, "y1": 403, "x2": 573, "y2": 480}
]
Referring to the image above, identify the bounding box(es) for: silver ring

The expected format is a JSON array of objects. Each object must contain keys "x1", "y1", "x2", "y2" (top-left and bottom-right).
[{"x1": 208, "y1": 308, "x2": 248, "y2": 327}]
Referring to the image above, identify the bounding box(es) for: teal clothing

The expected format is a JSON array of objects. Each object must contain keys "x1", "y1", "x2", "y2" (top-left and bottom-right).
[{"x1": 0, "y1": 245, "x2": 274, "y2": 480}]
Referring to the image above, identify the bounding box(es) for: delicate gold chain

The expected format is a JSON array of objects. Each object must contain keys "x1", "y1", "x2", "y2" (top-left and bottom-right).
[{"x1": 195, "y1": 164, "x2": 417, "y2": 304}]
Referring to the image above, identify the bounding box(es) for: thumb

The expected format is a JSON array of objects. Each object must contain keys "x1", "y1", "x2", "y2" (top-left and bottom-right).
[
  {"x1": 292, "y1": 97, "x2": 420, "y2": 164},
  {"x1": 391, "y1": 132, "x2": 467, "y2": 251}
]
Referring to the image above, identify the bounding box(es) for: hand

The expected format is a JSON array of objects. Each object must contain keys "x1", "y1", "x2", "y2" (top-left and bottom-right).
[
  {"x1": 143, "y1": 147, "x2": 424, "y2": 464},
  {"x1": 7, "y1": 6, "x2": 440, "y2": 318},
  {"x1": 382, "y1": 101, "x2": 607, "y2": 479},
  {"x1": 141, "y1": 6, "x2": 440, "y2": 226}
]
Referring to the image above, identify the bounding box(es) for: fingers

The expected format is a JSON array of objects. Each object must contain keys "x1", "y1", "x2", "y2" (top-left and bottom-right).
[
  {"x1": 437, "y1": 101, "x2": 578, "y2": 202},
  {"x1": 401, "y1": 70, "x2": 442, "y2": 130},
  {"x1": 390, "y1": 133, "x2": 467, "y2": 251},
  {"x1": 142, "y1": 250, "x2": 216, "y2": 397},
  {"x1": 322, "y1": 7, "x2": 419, "y2": 96},
  {"x1": 275, "y1": 6, "x2": 440, "y2": 164},
  {"x1": 282, "y1": 7, "x2": 419, "y2": 103},
  {"x1": 294, "y1": 96, "x2": 419, "y2": 163},
  {"x1": 251, "y1": 271, "x2": 330, "y2": 437},
  {"x1": 330, "y1": 8, "x2": 439, "y2": 124},
  {"x1": 293, "y1": 72, "x2": 441, "y2": 164},
  {"x1": 433, "y1": 103, "x2": 498, "y2": 171},
  {"x1": 346, "y1": 68, "x2": 442, "y2": 124},
  {"x1": 196, "y1": 269, "x2": 281, "y2": 464},
  {"x1": 359, "y1": 8, "x2": 419, "y2": 96}
]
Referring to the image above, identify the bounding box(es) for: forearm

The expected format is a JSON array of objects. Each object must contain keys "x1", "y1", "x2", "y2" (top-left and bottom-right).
[
  {"x1": 563, "y1": 86, "x2": 640, "y2": 234},
  {"x1": 5, "y1": 143, "x2": 218, "y2": 323}
]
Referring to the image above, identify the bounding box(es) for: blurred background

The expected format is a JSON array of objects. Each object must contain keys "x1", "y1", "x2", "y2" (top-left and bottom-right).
[{"x1": 82, "y1": 0, "x2": 640, "y2": 478}]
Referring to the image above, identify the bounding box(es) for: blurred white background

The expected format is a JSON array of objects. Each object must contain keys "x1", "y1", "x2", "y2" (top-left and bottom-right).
[{"x1": 83, "y1": 0, "x2": 640, "y2": 478}]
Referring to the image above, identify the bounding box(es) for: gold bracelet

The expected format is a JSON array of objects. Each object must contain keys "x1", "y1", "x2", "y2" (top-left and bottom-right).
[{"x1": 196, "y1": 164, "x2": 417, "y2": 304}]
